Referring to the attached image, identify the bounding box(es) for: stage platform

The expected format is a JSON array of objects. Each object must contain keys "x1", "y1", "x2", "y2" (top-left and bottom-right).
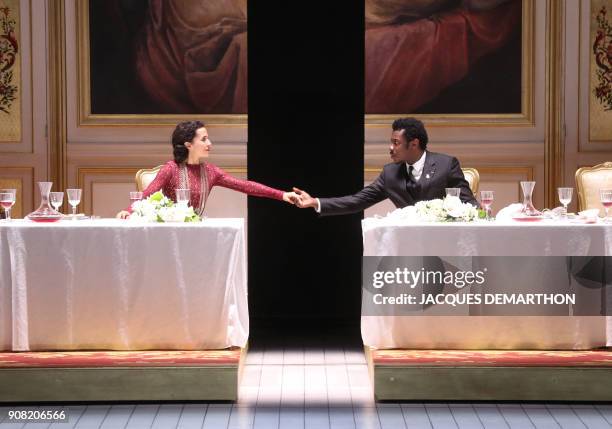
[
  {"x1": 366, "y1": 348, "x2": 612, "y2": 402},
  {"x1": 0, "y1": 348, "x2": 245, "y2": 402}
]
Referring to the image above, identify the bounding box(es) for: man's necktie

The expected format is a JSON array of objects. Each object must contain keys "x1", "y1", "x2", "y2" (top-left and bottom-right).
[{"x1": 406, "y1": 164, "x2": 419, "y2": 198}]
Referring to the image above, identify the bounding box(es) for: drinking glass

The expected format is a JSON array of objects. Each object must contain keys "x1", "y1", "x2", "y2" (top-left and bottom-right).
[
  {"x1": 66, "y1": 188, "x2": 82, "y2": 218},
  {"x1": 445, "y1": 188, "x2": 460, "y2": 198},
  {"x1": 49, "y1": 191, "x2": 64, "y2": 213},
  {"x1": 600, "y1": 189, "x2": 612, "y2": 223},
  {"x1": 557, "y1": 187, "x2": 573, "y2": 219},
  {"x1": 479, "y1": 190, "x2": 494, "y2": 220},
  {"x1": 176, "y1": 188, "x2": 191, "y2": 207},
  {"x1": 130, "y1": 191, "x2": 143, "y2": 206},
  {"x1": 0, "y1": 189, "x2": 16, "y2": 220},
  {"x1": 520, "y1": 181, "x2": 539, "y2": 215}
]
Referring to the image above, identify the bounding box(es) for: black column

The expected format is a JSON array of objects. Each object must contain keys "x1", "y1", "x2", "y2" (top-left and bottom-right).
[{"x1": 248, "y1": 2, "x2": 365, "y2": 331}]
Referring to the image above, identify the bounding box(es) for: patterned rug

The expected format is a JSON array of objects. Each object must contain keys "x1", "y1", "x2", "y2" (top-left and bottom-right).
[
  {"x1": 371, "y1": 349, "x2": 612, "y2": 367},
  {"x1": 0, "y1": 349, "x2": 242, "y2": 368}
]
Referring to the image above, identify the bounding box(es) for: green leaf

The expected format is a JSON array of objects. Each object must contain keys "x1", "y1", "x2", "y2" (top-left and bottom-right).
[{"x1": 150, "y1": 191, "x2": 163, "y2": 202}]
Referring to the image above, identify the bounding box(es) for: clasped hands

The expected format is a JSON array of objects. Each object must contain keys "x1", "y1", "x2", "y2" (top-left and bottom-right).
[{"x1": 282, "y1": 187, "x2": 317, "y2": 209}]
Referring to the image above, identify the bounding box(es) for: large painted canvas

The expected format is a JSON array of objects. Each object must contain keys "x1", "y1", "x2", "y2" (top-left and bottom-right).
[
  {"x1": 87, "y1": 0, "x2": 247, "y2": 116},
  {"x1": 590, "y1": 0, "x2": 612, "y2": 141},
  {"x1": 365, "y1": 0, "x2": 523, "y2": 117},
  {"x1": 0, "y1": 0, "x2": 20, "y2": 141}
]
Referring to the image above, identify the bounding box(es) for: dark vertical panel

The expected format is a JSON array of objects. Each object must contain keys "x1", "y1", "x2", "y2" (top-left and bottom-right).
[{"x1": 248, "y1": 1, "x2": 365, "y2": 330}]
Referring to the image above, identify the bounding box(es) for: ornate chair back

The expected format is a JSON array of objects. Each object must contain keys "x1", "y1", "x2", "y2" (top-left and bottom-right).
[
  {"x1": 135, "y1": 165, "x2": 163, "y2": 192},
  {"x1": 575, "y1": 162, "x2": 612, "y2": 214},
  {"x1": 461, "y1": 167, "x2": 480, "y2": 195}
]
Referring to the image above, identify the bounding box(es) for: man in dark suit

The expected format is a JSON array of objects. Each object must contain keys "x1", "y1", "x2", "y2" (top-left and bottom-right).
[{"x1": 294, "y1": 117, "x2": 478, "y2": 214}]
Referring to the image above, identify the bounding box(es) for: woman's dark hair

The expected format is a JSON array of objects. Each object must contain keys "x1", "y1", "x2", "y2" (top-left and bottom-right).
[
  {"x1": 172, "y1": 120, "x2": 205, "y2": 164},
  {"x1": 392, "y1": 117, "x2": 428, "y2": 150}
]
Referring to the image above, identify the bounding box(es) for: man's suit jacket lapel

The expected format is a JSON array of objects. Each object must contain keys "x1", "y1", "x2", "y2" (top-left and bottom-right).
[{"x1": 419, "y1": 151, "x2": 437, "y2": 199}]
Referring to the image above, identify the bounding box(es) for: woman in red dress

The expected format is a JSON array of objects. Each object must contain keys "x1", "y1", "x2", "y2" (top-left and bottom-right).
[{"x1": 116, "y1": 120, "x2": 297, "y2": 218}]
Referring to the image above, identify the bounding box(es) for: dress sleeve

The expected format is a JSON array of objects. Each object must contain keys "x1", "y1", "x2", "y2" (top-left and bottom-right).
[
  {"x1": 126, "y1": 162, "x2": 174, "y2": 213},
  {"x1": 209, "y1": 164, "x2": 284, "y2": 200}
]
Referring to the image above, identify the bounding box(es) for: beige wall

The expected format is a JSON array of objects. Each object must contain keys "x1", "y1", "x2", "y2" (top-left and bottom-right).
[{"x1": 1, "y1": 0, "x2": 611, "y2": 219}]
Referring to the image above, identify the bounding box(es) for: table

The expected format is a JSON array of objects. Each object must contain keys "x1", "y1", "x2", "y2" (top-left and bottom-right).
[
  {"x1": 361, "y1": 218, "x2": 612, "y2": 350},
  {"x1": 0, "y1": 219, "x2": 248, "y2": 351}
]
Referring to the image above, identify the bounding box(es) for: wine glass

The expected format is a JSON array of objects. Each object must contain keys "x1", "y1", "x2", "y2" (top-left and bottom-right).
[
  {"x1": 600, "y1": 189, "x2": 612, "y2": 223},
  {"x1": 129, "y1": 191, "x2": 143, "y2": 206},
  {"x1": 0, "y1": 189, "x2": 16, "y2": 220},
  {"x1": 445, "y1": 188, "x2": 460, "y2": 198},
  {"x1": 479, "y1": 190, "x2": 494, "y2": 220},
  {"x1": 66, "y1": 188, "x2": 82, "y2": 218},
  {"x1": 557, "y1": 187, "x2": 573, "y2": 220},
  {"x1": 176, "y1": 188, "x2": 191, "y2": 207},
  {"x1": 49, "y1": 192, "x2": 64, "y2": 213}
]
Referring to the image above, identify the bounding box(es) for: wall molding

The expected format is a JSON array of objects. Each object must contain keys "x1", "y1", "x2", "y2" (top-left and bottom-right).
[
  {"x1": 48, "y1": 0, "x2": 67, "y2": 188},
  {"x1": 364, "y1": 165, "x2": 534, "y2": 180},
  {"x1": 77, "y1": 166, "x2": 139, "y2": 214},
  {"x1": 544, "y1": 0, "x2": 565, "y2": 207},
  {"x1": 0, "y1": 166, "x2": 34, "y2": 217}
]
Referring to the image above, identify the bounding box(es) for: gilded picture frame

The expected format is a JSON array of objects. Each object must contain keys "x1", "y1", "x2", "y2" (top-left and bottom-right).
[
  {"x1": 76, "y1": 0, "x2": 247, "y2": 127},
  {"x1": 365, "y1": 0, "x2": 534, "y2": 127}
]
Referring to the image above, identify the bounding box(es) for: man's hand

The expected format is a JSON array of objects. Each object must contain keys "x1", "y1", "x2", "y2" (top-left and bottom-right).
[
  {"x1": 293, "y1": 187, "x2": 318, "y2": 209},
  {"x1": 283, "y1": 191, "x2": 300, "y2": 205},
  {"x1": 116, "y1": 210, "x2": 130, "y2": 219}
]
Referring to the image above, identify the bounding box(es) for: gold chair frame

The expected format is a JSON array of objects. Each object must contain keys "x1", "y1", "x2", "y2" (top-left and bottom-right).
[
  {"x1": 135, "y1": 165, "x2": 163, "y2": 192},
  {"x1": 461, "y1": 167, "x2": 480, "y2": 195},
  {"x1": 575, "y1": 161, "x2": 612, "y2": 212}
]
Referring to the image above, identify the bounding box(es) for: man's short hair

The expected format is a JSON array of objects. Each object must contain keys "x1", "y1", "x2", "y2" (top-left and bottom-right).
[{"x1": 392, "y1": 117, "x2": 428, "y2": 150}]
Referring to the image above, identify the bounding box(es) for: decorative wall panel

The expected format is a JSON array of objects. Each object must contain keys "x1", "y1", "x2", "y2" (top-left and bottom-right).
[{"x1": 0, "y1": 0, "x2": 20, "y2": 142}]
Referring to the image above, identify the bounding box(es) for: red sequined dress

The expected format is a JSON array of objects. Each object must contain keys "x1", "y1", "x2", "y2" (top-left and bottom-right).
[{"x1": 128, "y1": 160, "x2": 284, "y2": 214}]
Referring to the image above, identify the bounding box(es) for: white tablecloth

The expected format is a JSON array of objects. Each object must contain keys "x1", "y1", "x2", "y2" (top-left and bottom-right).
[
  {"x1": 361, "y1": 219, "x2": 612, "y2": 350},
  {"x1": 0, "y1": 218, "x2": 248, "y2": 351}
]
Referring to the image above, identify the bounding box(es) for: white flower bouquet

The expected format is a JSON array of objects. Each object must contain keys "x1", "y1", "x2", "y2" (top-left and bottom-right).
[
  {"x1": 129, "y1": 191, "x2": 201, "y2": 223},
  {"x1": 386, "y1": 196, "x2": 480, "y2": 222}
]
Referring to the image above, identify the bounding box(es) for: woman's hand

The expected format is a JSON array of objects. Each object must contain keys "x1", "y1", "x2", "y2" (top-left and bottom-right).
[
  {"x1": 116, "y1": 210, "x2": 131, "y2": 219},
  {"x1": 283, "y1": 191, "x2": 300, "y2": 205}
]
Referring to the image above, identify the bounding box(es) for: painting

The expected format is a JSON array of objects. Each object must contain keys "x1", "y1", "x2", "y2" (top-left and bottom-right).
[
  {"x1": 80, "y1": 0, "x2": 247, "y2": 125},
  {"x1": 590, "y1": 0, "x2": 612, "y2": 141},
  {"x1": 365, "y1": 0, "x2": 531, "y2": 125},
  {"x1": 0, "y1": 0, "x2": 20, "y2": 141}
]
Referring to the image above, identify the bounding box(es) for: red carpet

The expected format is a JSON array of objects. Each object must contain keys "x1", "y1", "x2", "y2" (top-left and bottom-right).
[
  {"x1": 372, "y1": 349, "x2": 612, "y2": 366},
  {"x1": 0, "y1": 349, "x2": 241, "y2": 368}
]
